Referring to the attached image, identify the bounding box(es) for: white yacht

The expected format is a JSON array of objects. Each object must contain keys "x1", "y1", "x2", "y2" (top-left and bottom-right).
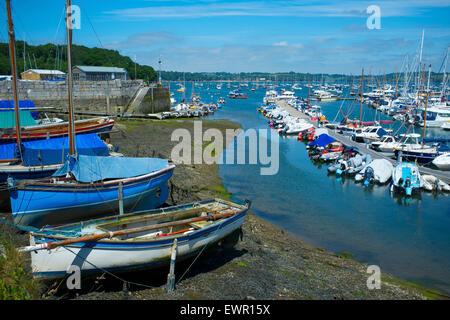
[{"x1": 418, "y1": 107, "x2": 450, "y2": 128}]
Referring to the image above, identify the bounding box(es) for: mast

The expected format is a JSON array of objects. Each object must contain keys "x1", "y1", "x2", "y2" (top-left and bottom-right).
[
  {"x1": 441, "y1": 47, "x2": 449, "y2": 99},
  {"x1": 417, "y1": 29, "x2": 424, "y2": 90},
  {"x1": 422, "y1": 92, "x2": 429, "y2": 144},
  {"x1": 65, "y1": 0, "x2": 76, "y2": 155},
  {"x1": 395, "y1": 70, "x2": 398, "y2": 97},
  {"x1": 6, "y1": 0, "x2": 22, "y2": 157},
  {"x1": 359, "y1": 68, "x2": 364, "y2": 126},
  {"x1": 426, "y1": 64, "x2": 431, "y2": 93}
]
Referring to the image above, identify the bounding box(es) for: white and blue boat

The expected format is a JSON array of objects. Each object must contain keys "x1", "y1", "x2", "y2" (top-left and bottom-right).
[
  {"x1": 20, "y1": 198, "x2": 250, "y2": 279},
  {"x1": 390, "y1": 162, "x2": 422, "y2": 196}
]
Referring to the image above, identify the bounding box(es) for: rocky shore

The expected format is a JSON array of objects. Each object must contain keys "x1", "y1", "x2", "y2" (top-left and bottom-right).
[{"x1": 0, "y1": 118, "x2": 445, "y2": 300}]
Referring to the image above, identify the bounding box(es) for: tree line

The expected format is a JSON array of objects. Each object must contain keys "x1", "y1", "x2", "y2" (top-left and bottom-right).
[{"x1": 0, "y1": 41, "x2": 157, "y2": 82}]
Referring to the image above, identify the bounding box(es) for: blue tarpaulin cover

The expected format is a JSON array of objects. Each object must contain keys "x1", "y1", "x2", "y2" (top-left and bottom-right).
[
  {"x1": 54, "y1": 155, "x2": 170, "y2": 183},
  {"x1": 308, "y1": 134, "x2": 336, "y2": 147},
  {"x1": 0, "y1": 100, "x2": 38, "y2": 119},
  {"x1": 0, "y1": 133, "x2": 109, "y2": 166}
]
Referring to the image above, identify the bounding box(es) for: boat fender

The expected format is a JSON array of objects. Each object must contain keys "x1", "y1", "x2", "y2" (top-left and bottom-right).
[
  {"x1": 7, "y1": 177, "x2": 16, "y2": 189},
  {"x1": 336, "y1": 168, "x2": 343, "y2": 176}
]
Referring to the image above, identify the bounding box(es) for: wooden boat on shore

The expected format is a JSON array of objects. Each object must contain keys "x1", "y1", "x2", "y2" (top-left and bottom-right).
[
  {"x1": 20, "y1": 198, "x2": 251, "y2": 279},
  {"x1": 0, "y1": 116, "x2": 115, "y2": 144},
  {"x1": 8, "y1": 155, "x2": 175, "y2": 227}
]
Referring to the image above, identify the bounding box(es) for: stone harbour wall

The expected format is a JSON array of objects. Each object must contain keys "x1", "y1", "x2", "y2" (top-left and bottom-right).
[{"x1": 0, "y1": 79, "x2": 164, "y2": 115}]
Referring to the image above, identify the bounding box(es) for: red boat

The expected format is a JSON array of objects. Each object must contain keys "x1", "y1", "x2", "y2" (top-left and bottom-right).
[{"x1": 0, "y1": 116, "x2": 115, "y2": 144}]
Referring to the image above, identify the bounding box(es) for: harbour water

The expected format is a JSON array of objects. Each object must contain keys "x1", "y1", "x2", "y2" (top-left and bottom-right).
[{"x1": 174, "y1": 85, "x2": 450, "y2": 295}]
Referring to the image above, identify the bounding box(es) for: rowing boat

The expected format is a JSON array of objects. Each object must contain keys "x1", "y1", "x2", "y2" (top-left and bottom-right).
[{"x1": 20, "y1": 198, "x2": 251, "y2": 279}]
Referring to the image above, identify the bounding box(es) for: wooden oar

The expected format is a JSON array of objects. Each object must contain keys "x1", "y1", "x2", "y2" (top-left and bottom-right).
[{"x1": 19, "y1": 210, "x2": 239, "y2": 252}]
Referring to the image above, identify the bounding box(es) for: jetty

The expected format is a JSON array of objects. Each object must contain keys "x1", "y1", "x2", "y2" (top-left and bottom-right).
[{"x1": 276, "y1": 100, "x2": 450, "y2": 184}]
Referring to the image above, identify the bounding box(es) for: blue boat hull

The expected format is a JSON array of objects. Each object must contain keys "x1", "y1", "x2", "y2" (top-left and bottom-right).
[
  {"x1": 9, "y1": 168, "x2": 174, "y2": 227},
  {"x1": 0, "y1": 166, "x2": 59, "y2": 183},
  {"x1": 395, "y1": 150, "x2": 437, "y2": 164}
]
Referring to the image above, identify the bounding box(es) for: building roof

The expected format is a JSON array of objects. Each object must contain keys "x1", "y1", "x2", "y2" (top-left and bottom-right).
[
  {"x1": 73, "y1": 66, "x2": 128, "y2": 73},
  {"x1": 21, "y1": 69, "x2": 65, "y2": 75}
]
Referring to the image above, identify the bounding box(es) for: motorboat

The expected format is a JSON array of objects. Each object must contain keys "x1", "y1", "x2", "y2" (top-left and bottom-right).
[
  {"x1": 355, "y1": 159, "x2": 393, "y2": 185},
  {"x1": 418, "y1": 107, "x2": 450, "y2": 128},
  {"x1": 352, "y1": 126, "x2": 389, "y2": 143},
  {"x1": 432, "y1": 153, "x2": 450, "y2": 170},
  {"x1": 390, "y1": 162, "x2": 422, "y2": 196}
]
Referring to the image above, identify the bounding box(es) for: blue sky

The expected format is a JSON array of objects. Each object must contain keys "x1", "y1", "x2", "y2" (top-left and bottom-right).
[{"x1": 1, "y1": 0, "x2": 449, "y2": 74}]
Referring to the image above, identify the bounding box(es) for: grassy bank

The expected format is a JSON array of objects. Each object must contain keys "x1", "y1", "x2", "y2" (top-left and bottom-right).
[{"x1": 0, "y1": 224, "x2": 40, "y2": 300}]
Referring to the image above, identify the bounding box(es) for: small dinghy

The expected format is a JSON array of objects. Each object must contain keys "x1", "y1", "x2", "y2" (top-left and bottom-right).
[
  {"x1": 390, "y1": 162, "x2": 422, "y2": 196},
  {"x1": 421, "y1": 175, "x2": 450, "y2": 192},
  {"x1": 20, "y1": 198, "x2": 250, "y2": 279},
  {"x1": 320, "y1": 141, "x2": 344, "y2": 162},
  {"x1": 330, "y1": 154, "x2": 372, "y2": 176},
  {"x1": 355, "y1": 159, "x2": 393, "y2": 186}
]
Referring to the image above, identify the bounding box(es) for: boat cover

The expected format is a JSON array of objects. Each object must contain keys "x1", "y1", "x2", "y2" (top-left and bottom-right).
[
  {"x1": 0, "y1": 110, "x2": 38, "y2": 128},
  {"x1": 0, "y1": 133, "x2": 109, "y2": 166},
  {"x1": 54, "y1": 154, "x2": 171, "y2": 183},
  {"x1": 0, "y1": 100, "x2": 38, "y2": 119},
  {"x1": 356, "y1": 159, "x2": 393, "y2": 184},
  {"x1": 308, "y1": 134, "x2": 336, "y2": 147}
]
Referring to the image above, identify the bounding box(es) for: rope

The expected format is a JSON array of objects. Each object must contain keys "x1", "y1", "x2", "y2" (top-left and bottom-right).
[
  {"x1": 62, "y1": 246, "x2": 157, "y2": 290},
  {"x1": 175, "y1": 217, "x2": 230, "y2": 286}
]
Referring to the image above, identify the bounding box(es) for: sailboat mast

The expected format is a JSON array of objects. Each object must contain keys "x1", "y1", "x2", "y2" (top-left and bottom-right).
[
  {"x1": 395, "y1": 70, "x2": 398, "y2": 97},
  {"x1": 65, "y1": 0, "x2": 76, "y2": 156},
  {"x1": 359, "y1": 68, "x2": 364, "y2": 126},
  {"x1": 6, "y1": 0, "x2": 22, "y2": 154},
  {"x1": 422, "y1": 92, "x2": 429, "y2": 143}
]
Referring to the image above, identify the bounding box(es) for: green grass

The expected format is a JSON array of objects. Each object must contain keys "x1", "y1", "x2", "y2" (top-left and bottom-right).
[
  {"x1": 202, "y1": 183, "x2": 232, "y2": 200},
  {"x1": 0, "y1": 239, "x2": 40, "y2": 300},
  {"x1": 336, "y1": 251, "x2": 354, "y2": 260},
  {"x1": 382, "y1": 277, "x2": 449, "y2": 300},
  {"x1": 281, "y1": 270, "x2": 292, "y2": 276},
  {"x1": 236, "y1": 262, "x2": 249, "y2": 268}
]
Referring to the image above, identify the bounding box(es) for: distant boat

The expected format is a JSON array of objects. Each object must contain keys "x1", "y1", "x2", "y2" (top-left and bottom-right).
[
  {"x1": 229, "y1": 90, "x2": 247, "y2": 99},
  {"x1": 20, "y1": 198, "x2": 250, "y2": 279}
]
